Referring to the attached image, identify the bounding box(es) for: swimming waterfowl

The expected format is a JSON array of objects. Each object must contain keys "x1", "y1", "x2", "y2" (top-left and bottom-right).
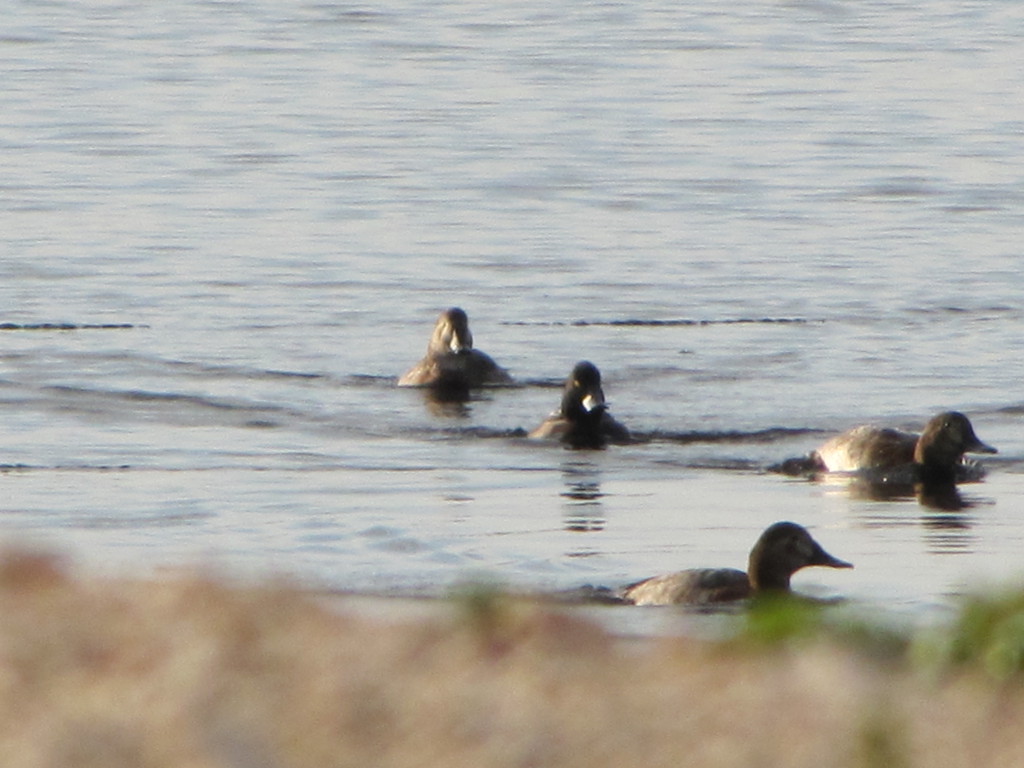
[
  {"x1": 809, "y1": 411, "x2": 996, "y2": 483},
  {"x1": 398, "y1": 307, "x2": 512, "y2": 392},
  {"x1": 620, "y1": 522, "x2": 852, "y2": 606},
  {"x1": 529, "y1": 361, "x2": 630, "y2": 449}
]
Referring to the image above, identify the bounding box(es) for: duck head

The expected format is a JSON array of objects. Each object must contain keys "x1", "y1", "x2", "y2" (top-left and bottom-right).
[
  {"x1": 914, "y1": 411, "x2": 996, "y2": 480},
  {"x1": 561, "y1": 361, "x2": 607, "y2": 416},
  {"x1": 428, "y1": 307, "x2": 474, "y2": 355},
  {"x1": 560, "y1": 361, "x2": 609, "y2": 449},
  {"x1": 747, "y1": 521, "x2": 852, "y2": 592}
]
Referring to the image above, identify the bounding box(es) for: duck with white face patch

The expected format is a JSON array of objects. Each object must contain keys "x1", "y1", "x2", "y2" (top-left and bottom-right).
[{"x1": 529, "y1": 360, "x2": 630, "y2": 449}]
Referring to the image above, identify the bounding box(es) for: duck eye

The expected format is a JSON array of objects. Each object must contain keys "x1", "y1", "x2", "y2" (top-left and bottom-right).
[{"x1": 790, "y1": 535, "x2": 812, "y2": 556}]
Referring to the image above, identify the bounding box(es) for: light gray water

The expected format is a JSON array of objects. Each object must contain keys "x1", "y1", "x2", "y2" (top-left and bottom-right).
[{"x1": 3, "y1": 0, "x2": 1024, "y2": 631}]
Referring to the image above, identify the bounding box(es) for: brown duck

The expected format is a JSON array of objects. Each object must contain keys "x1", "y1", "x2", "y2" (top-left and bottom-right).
[
  {"x1": 811, "y1": 411, "x2": 996, "y2": 483},
  {"x1": 398, "y1": 307, "x2": 512, "y2": 392},
  {"x1": 620, "y1": 522, "x2": 852, "y2": 606}
]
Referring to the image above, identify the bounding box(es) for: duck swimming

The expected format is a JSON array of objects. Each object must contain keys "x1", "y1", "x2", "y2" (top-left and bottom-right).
[
  {"x1": 529, "y1": 360, "x2": 630, "y2": 449},
  {"x1": 398, "y1": 307, "x2": 512, "y2": 393},
  {"x1": 808, "y1": 411, "x2": 996, "y2": 484},
  {"x1": 620, "y1": 522, "x2": 852, "y2": 606}
]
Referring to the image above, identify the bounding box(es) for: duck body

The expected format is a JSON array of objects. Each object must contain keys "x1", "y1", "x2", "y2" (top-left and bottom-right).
[
  {"x1": 621, "y1": 568, "x2": 752, "y2": 606},
  {"x1": 398, "y1": 308, "x2": 512, "y2": 392},
  {"x1": 814, "y1": 425, "x2": 917, "y2": 473},
  {"x1": 620, "y1": 522, "x2": 852, "y2": 606},
  {"x1": 399, "y1": 348, "x2": 509, "y2": 390},
  {"x1": 811, "y1": 411, "x2": 996, "y2": 483},
  {"x1": 529, "y1": 361, "x2": 630, "y2": 449}
]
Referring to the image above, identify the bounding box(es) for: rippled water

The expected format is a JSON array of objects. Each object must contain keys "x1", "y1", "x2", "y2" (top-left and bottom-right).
[{"x1": 3, "y1": 0, "x2": 1024, "y2": 631}]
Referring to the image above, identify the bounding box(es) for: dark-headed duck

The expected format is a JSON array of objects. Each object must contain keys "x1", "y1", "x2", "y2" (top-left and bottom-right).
[
  {"x1": 810, "y1": 411, "x2": 996, "y2": 483},
  {"x1": 620, "y1": 522, "x2": 852, "y2": 606},
  {"x1": 529, "y1": 360, "x2": 630, "y2": 449},
  {"x1": 398, "y1": 307, "x2": 512, "y2": 393}
]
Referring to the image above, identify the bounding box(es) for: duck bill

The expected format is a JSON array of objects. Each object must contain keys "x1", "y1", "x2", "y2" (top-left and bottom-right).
[
  {"x1": 811, "y1": 545, "x2": 853, "y2": 570},
  {"x1": 447, "y1": 328, "x2": 472, "y2": 354},
  {"x1": 968, "y1": 438, "x2": 997, "y2": 455},
  {"x1": 580, "y1": 391, "x2": 606, "y2": 414}
]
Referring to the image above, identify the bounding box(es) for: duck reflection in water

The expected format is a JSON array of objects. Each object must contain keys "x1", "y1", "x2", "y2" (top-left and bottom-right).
[
  {"x1": 418, "y1": 392, "x2": 473, "y2": 418},
  {"x1": 920, "y1": 511, "x2": 976, "y2": 553},
  {"x1": 560, "y1": 460, "x2": 605, "y2": 534},
  {"x1": 843, "y1": 475, "x2": 976, "y2": 512},
  {"x1": 854, "y1": 505, "x2": 977, "y2": 555}
]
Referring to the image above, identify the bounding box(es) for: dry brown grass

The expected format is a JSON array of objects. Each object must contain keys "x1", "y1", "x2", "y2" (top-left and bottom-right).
[{"x1": 0, "y1": 550, "x2": 1021, "y2": 768}]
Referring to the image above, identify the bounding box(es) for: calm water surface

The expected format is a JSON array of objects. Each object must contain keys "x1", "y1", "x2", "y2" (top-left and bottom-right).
[{"x1": 2, "y1": 0, "x2": 1024, "y2": 632}]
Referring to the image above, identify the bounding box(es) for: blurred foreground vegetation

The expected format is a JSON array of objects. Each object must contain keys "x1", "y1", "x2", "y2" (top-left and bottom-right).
[
  {"x1": 732, "y1": 588, "x2": 1024, "y2": 682},
  {"x1": 3, "y1": 552, "x2": 1024, "y2": 767}
]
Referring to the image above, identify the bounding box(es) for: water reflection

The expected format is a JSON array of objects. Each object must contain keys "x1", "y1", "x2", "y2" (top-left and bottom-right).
[
  {"x1": 915, "y1": 483, "x2": 971, "y2": 512},
  {"x1": 844, "y1": 477, "x2": 972, "y2": 512},
  {"x1": 852, "y1": 506, "x2": 978, "y2": 555},
  {"x1": 560, "y1": 460, "x2": 605, "y2": 535},
  {"x1": 419, "y1": 388, "x2": 472, "y2": 418},
  {"x1": 835, "y1": 474, "x2": 990, "y2": 553},
  {"x1": 920, "y1": 512, "x2": 975, "y2": 553}
]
